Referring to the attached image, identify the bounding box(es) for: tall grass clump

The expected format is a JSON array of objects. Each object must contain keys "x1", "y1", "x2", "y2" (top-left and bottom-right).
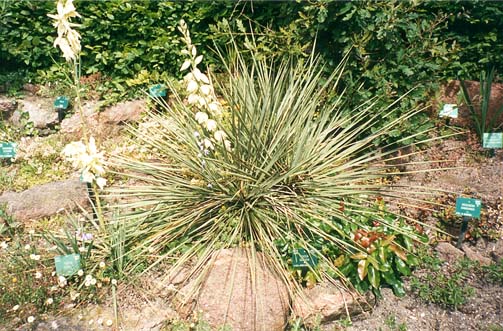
[{"x1": 110, "y1": 25, "x2": 442, "y2": 301}]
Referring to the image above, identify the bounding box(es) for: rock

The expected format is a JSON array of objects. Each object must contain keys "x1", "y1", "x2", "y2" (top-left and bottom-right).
[
  {"x1": 435, "y1": 242, "x2": 464, "y2": 262},
  {"x1": 178, "y1": 248, "x2": 289, "y2": 331},
  {"x1": 10, "y1": 99, "x2": 58, "y2": 129},
  {"x1": 101, "y1": 99, "x2": 146, "y2": 124},
  {"x1": 489, "y1": 240, "x2": 503, "y2": 263},
  {"x1": 0, "y1": 179, "x2": 89, "y2": 222},
  {"x1": 292, "y1": 281, "x2": 366, "y2": 327},
  {"x1": 22, "y1": 83, "x2": 40, "y2": 94},
  {"x1": 31, "y1": 317, "x2": 88, "y2": 331},
  {"x1": 0, "y1": 96, "x2": 18, "y2": 119},
  {"x1": 60, "y1": 101, "x2": 102, "y2": 136},
  {"x1": 462, "y1": 245, "x2": 492, "y2": 266}
]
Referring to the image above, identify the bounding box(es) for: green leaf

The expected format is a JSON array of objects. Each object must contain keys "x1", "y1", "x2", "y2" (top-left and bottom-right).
[
  {"x1": 395, "y1": 257, "x2": 411, "y2": 276},
  {"x1": 368, "y1": 264, "x2": 380, "y2": 288}
]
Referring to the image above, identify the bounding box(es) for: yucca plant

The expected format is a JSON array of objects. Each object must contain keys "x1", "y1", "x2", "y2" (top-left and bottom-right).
[
  {"x1": 108, "y1": 35, "x2": 446, "y2": 307},
  {"x1": 460, "y1": 67, "x2": 503, "y2": 139}
]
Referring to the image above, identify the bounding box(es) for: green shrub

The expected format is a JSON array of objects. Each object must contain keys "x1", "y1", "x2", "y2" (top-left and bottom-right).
[{"x1": 111, "y1": 25, "x2": 442, "y2": 303}]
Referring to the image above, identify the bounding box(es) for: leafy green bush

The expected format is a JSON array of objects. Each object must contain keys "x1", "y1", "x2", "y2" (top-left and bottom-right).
[{"x1": 111, "y1": 24, "x2": 441, "y2": 302}]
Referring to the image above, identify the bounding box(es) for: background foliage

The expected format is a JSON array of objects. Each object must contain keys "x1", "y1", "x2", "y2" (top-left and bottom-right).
[{"x1": 1, "y1": 0, "x2": 502, "y2": 143}]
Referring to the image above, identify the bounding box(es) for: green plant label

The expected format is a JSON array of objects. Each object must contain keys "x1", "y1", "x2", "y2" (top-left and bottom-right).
[
  {"x1": 482, "y1": 132, "x2": 503, "y2": 149},
  {"x1": 149, "y1": 84, "x2": 167, "y2": 98},
  {"x1": 54, "y1": 254, "x2": 81, "y2": 276},
  {"x1": 292, "y1": 248, "x2": 318, "y2": 268},
  {"x1": 54, "y1": 96, "x2": 69, "y2": 110},
  {"x1": 439, "y1": 104, "x2": 458, "y2": 118},
  {"x1": 0, "y1": 142, "x2": 16, "y2": 158},
  {"x1": 455, "y1": 197, "x2": 481, "y2": 219}
]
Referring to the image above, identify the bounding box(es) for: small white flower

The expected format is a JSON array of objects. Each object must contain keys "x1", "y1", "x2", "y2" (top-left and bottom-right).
[
  {"x1": 106, "y1": 319, "x2": 113, "y2": 326},
  {"x1": 187, "y1": 94, "x2": 199, "y2": 105},
  {"x1": 70, "y1": 291, "x2": 80, "y2": 301},
  {"x1": 205, "y1": 119, "x2": 217, "y2": 132},
  {"x1": 214, "y1": 130, "x2": 227, "y2": 142},
  {"x1": 195, "y1": 112, "x2": 209, "y2": 124},
  {"x1": 193, "y1": 131, "x2": 200, "y2": 138},
  {"x1": 99, "y1": 261, "x2": 106, "y2": 268},
  {"x1": 187, "y1": 80, "x2": 198, "y2": 93},
  {"x1": 111, "y1": 279, "x2": 117, "y2": 286},
  {"x1": 12, "y1": 305, "x2": 19, "y2": 311},
  {"x1": 224, "y1": 140, "x2": 232, "y2": 151},
  {"x1": 77, "y1": 269, "x2": 84, "y2": 277},
  {"x1": 27, "y1": 316, "x2": 35, "y2": 323},
  {"x1": 80, "y1": 170, "x2": 94, "y2": 183},
  {"x1": 96, "y1": 177, "x2": 107, "y2": 189},
  {"x1": 58, "y1": 275, "x2": 67, "y2": 287},
  {"x1": 180, "y1": 59, "x2": 191, "y2": 72},
  {"x1": 193, "y1": 68, "x2": 210, "y2": 84},
  {"x1": 30, "y1": 254, "x2": 40, "y2": 261},
  {"x1": 200, "y1": 84, "x2": 212, "y2": 95},
  {"x1": 35, "y1": 271, "x2": 42, "y2": 279},
  {"x1": 90, "y1": 278, "x2": 97, "y2": 285},
  {"x1": 208, "y1": 102, "x2": 222, "y2": 115},
  {"x1": 24, "y1": 244, "x2": 31, "y2": 250},
  {"x1": 88, "y1": 319, "x2": 94, "y2": 325},
  {"x1": 203, "y1": 139, "x2": 214, "y2": 150},
  {"x1": 97, "y1": 318, "x2": 103, "y2": 325},
  {"x1": 46, "y1": 298, "x2": 54, "y2": 305}
]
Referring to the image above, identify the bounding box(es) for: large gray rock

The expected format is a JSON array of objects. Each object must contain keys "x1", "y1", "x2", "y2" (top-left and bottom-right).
[
  {"x1": 11, "y1": 99, "x2": 58, "y2": 129},
  {"x1": 292, "y1": 281, "x2": 366, "y2": 327},
  {"x1": 101, "y1": 99, "x2": 146, "y2": 124},
  {"x1": 435, "y1": 242, "x2": 464, "y2": 262},
  {"x1": 0, "y1": 96, "x2": 18, "y2": 119},
  {"x1": 462, "y1": 245, "x2": 492, "y2": 266},
  {"x1": 0, "y1": 179, "x2": 89, "y2": 222},
  {"x1": 177, "y1": 248, "x2": 289, "y2": 331},
  {"x1": 490, "y1": 240, "x2": 503, "y2": 263},
  {"x1": 60, "y1": 99, "x2": 145, "y2": 139},
  {"x1": 60, "y1": 101, "x2": 102, "y2": 137}
]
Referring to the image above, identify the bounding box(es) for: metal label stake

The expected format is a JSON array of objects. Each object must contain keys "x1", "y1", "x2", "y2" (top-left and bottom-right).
[{"x1": 456, "y1": 216, "x2": 470, "y2": 249}]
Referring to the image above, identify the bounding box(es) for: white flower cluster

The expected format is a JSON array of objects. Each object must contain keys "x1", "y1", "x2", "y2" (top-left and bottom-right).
[
  {"x1": 47, "y1": 0, "x2": 81, "y2": 62},
  {"x1": 62, "y1": 136, "x2": 107, "y2": 189},
  {"x1": 178, "y1": 19, "x2": 231, "y2": 152}
]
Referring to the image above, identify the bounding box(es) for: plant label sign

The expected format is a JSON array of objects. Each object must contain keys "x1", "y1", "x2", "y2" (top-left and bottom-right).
[
  {"x1": 482, "y1": 132, "x2": 503, "y2": 149},
  {"x1": 292, "y1": 248, "x2": 318, "y2": 268},
  {"x1": 149, "y1": 84, "x2": 167, "y2": 98},
  {"x1": 54, "y1": 96, "x2": 69, "y2": 110},
  {"x1": 55, "y1": 254, "x2": 81, "y2": 276},
  {"x1": 439, "y1": 104, "x2": 458, "y2": 118},
  {"x1": 455, "y1": 197, "x2": 481, "y2": 219},
  {"x1": 0, "y1": 142, "x2": 16, "y2": 158}
]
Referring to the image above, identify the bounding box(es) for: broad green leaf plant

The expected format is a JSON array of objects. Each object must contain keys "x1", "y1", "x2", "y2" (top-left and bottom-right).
[{"x1": 110, "y1": 21, "x2": 446, "y2": 306}]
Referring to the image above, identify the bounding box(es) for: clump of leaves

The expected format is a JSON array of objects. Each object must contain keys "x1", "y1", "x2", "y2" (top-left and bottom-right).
[
  {"x1": 410, "y1": 256, "x2": 475, "y2": 310},
  {"x1": 460, "y1": 67, "x2": 503, "y2": 141},
  {"x1": 483, "y1": 258, "x2": 503, "y2": 285},
  {"x1": 111, "y1": 34, "x2": 445, "y2": 303}
]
